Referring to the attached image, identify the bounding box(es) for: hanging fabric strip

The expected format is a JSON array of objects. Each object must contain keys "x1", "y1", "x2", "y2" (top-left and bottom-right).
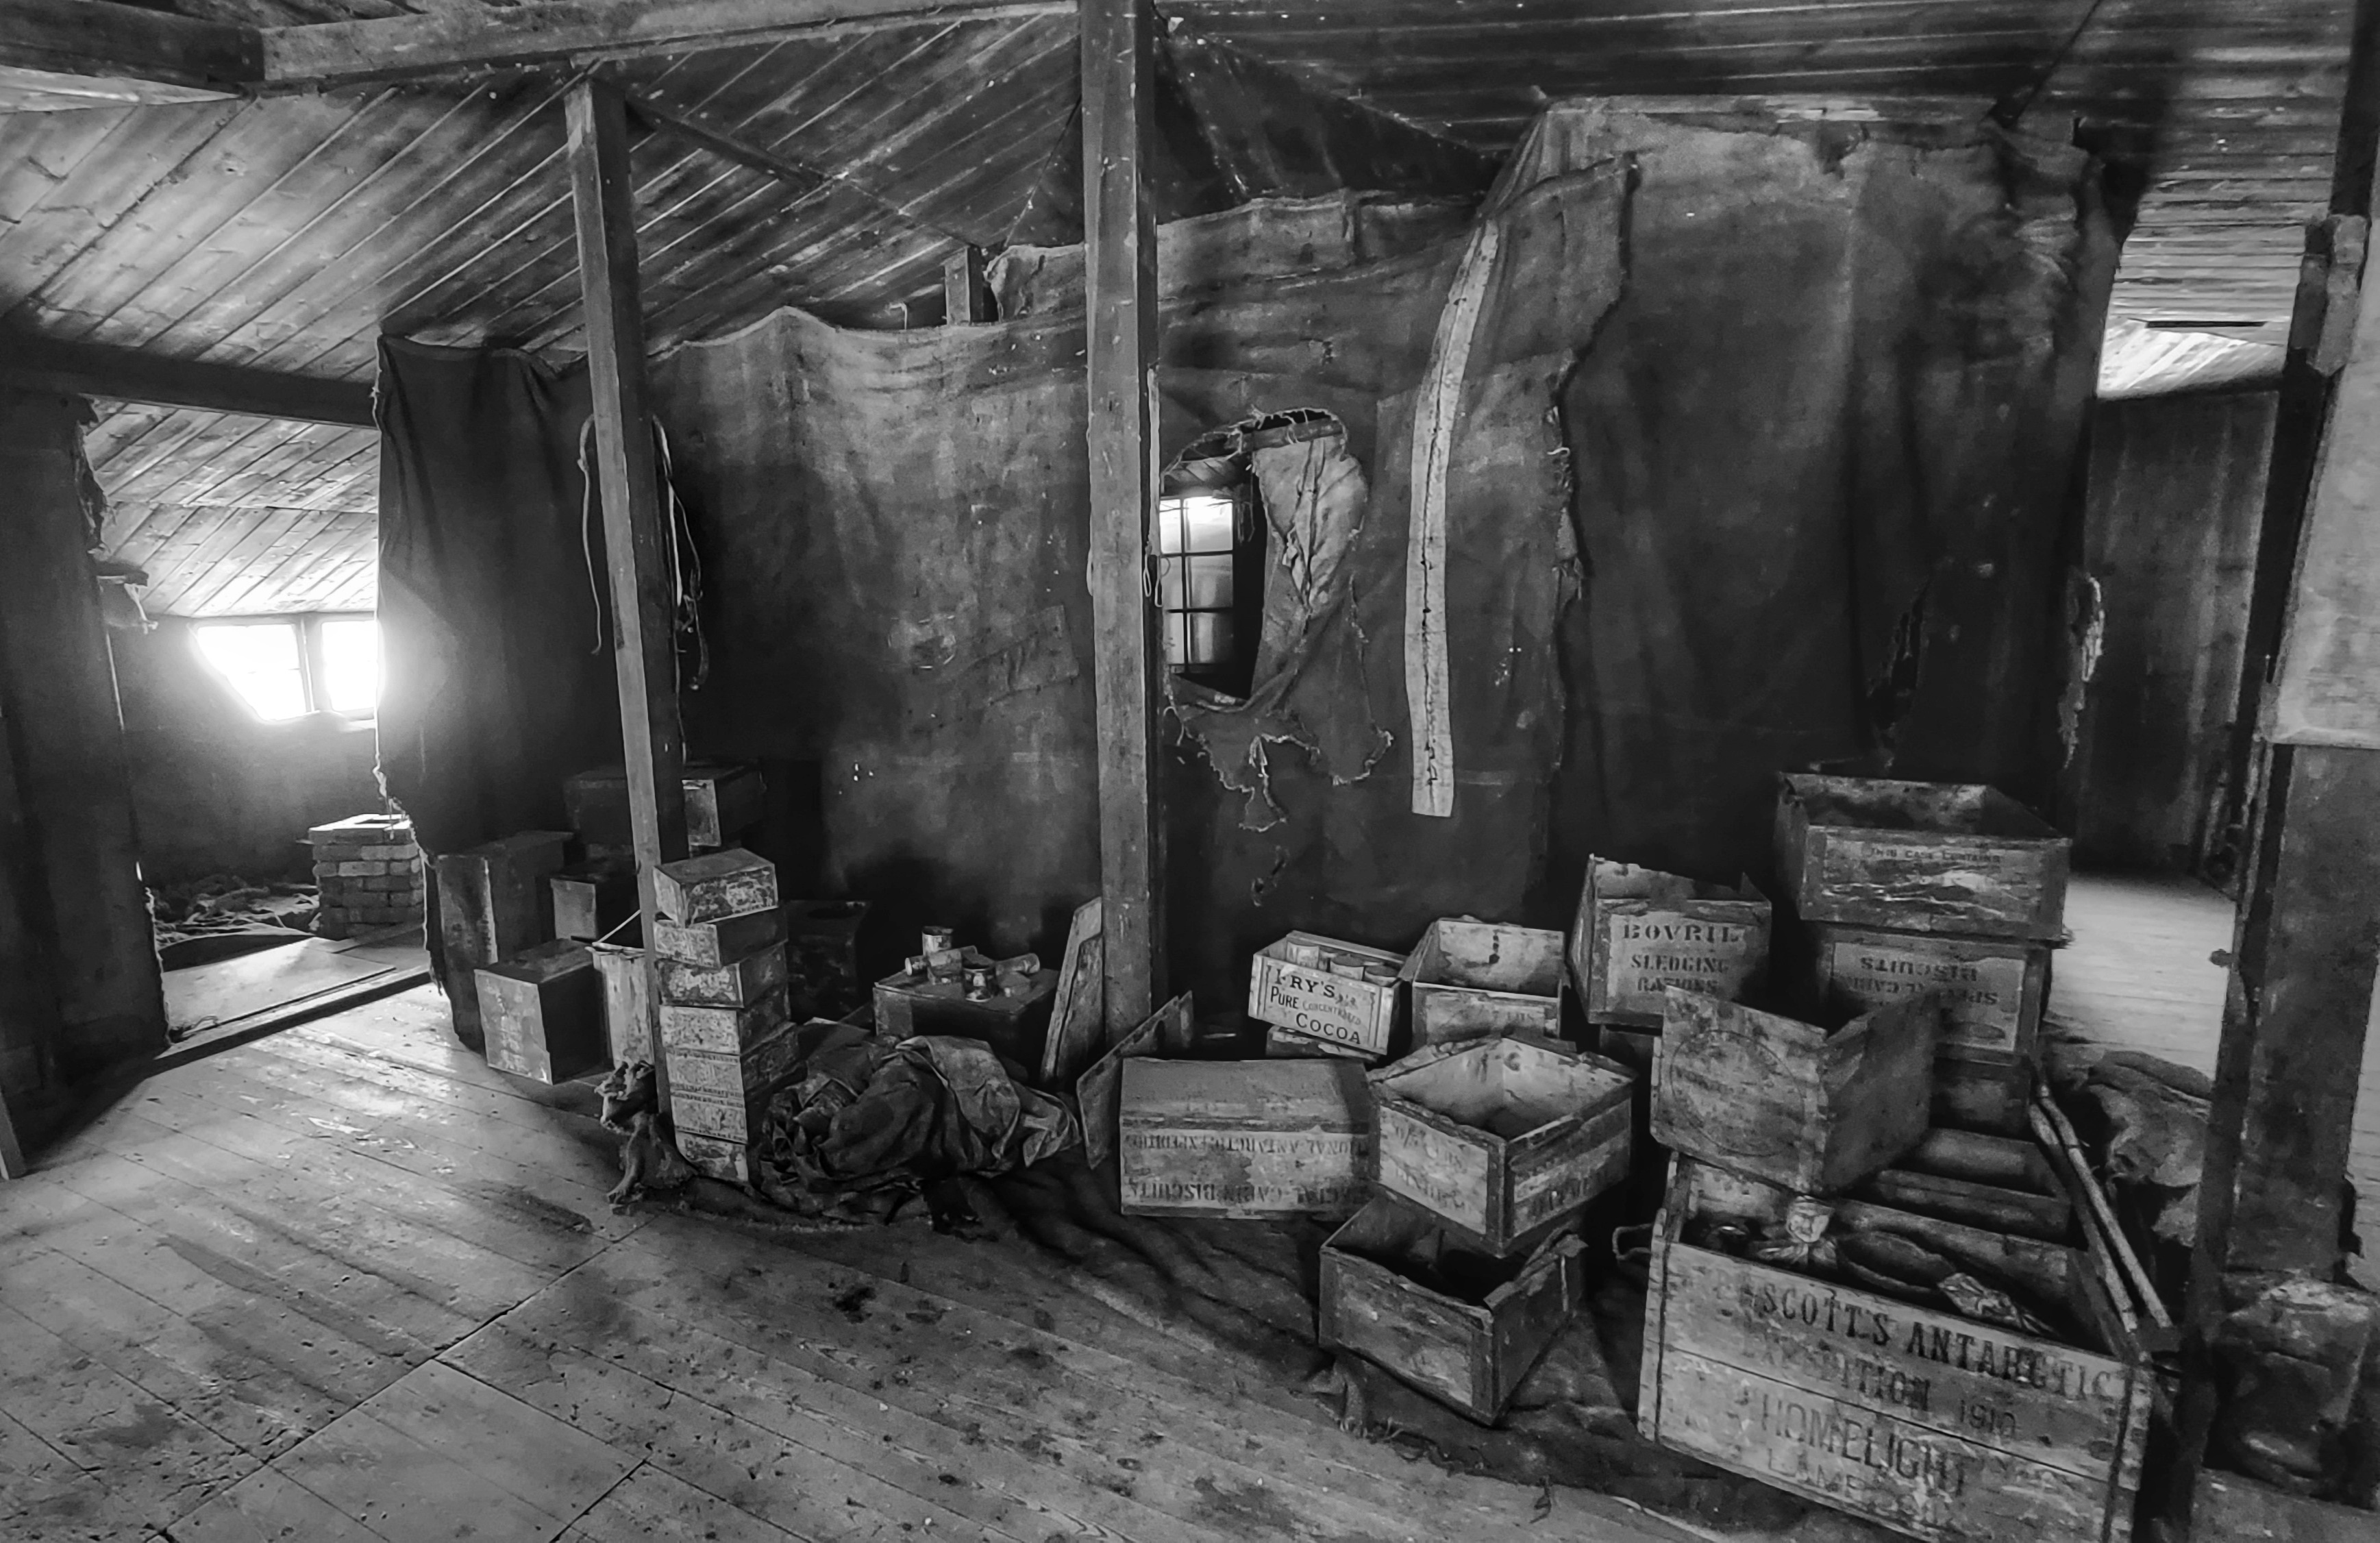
[{"x1": 1402, "y1": 221, "x2": 1500, "y2": 817}]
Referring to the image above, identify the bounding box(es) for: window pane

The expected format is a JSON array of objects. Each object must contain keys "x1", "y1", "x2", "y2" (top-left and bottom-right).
[
  {"x1": 193, "y1": 622, "x2": 307, "y2": 721},
  {"x1": 1176, "y1": 493, "x2": 1236, "y2": 554},
  {"x1": 1186, "y1": 613, "x2": 1234, "y2": 667},
  {"x1": 319, "y1": 618, "x2": 380, "y2": 714},
  {"x1": 1157, "y1": 555, "x2": 1187, "y2": 609},
  {"x1": 1163, "y1": 611, "x2": 1189, "y2": 667},
  {"x1": 1182, "y1": 554, "x2": 1232, "y2": 610}
]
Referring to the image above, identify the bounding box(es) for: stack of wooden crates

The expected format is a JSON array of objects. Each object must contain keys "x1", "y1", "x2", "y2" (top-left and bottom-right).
[
  {"x1": 1633, "y1": 775, "x2": 2158, "y2": 1543},
  {"x1": 651, "y1": 848, "x2": 794, "y2": 1185}
]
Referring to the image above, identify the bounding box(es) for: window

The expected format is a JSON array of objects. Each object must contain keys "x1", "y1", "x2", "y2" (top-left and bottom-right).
[
  {"x1": 193, "y1": 615, "x2": 380, "y2": 721},
  {"x1": 1155, "y1": 461, "x2": 1266, "y2": 698}
]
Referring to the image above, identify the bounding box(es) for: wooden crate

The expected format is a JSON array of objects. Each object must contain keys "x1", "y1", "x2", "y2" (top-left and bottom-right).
[
  {"x1": 658, "y1": 988, "x2": 791, "y2": 1055},
  {"x1": 1265, "y1": 1024, "x2": 1371, "y2": 1061},
  {"x1": 1370, "y1": 1036, "x2": 1633, "y2": 1255},
  {"x1": 662, "y1": 1018, "x2": 805, "y2": 1102},
  {"x1": 674, "y1": 1131, "x2": 756, "y2": 1185},
  {"x1": 1653, "y1": 988, "x2": 1939, "y2": 1194},
  {"x1": 587, "y1": 937, "x2": 654, "y2": 1066},
  {"x1": 1247, "y1": 933, "x2": 1405, "y2": 1059},
  {"x1": 1319, "y1": 1197, "x2": 1587, "y2": 1424},
  {"x1": 1808, "y1": 922, "x2": 2050, "y2": 1065},
  {"x1": 1776, "y1": 774, "x2": 2070, "y2": 941},
  {"x1": 1076, "y1": 993, "x2": 1193, "y2": 1168},
  {"x1": 873, "y1": 959, "x2": 1058, "y2": 1068},
  {"x1": 434, "y1": 830, "x2": 571, "y2": 1041},
  {"x1": 658, "y1": 941, "x2": 789, "y2": 1009},
  {"x1": 671, "y1": 1085, "x2": 773, "y2": 1144},
  {"x1": 1117, "y1": 1058, "x2": 1374, "y2": 1218},
  {"x1": 1641, "y1": 1158, "x2": 2153, "y2": 1543},
  {"x1": 549, "y1": 861, "x2": 637, "y2": 943},
  {"x1": 475, "y1": 941, "x2": 605, "y2": 1084},
  {"x1": 1397, "y1": 919, "x2": 1565, "y2": 1046},
  {"x1": 1571, "y1": 858, "x2": 1770, "y2": 1028},
  {"x1": 1935, "y1": 1053, "x2": 2033, "y2": 1138},
  {"x1": 565, "y1": 761, "x2": 765, "y2": 850},
  {"x1": 785, "y1": 900, "x2": 868, "y2": 1020},
  {"x1": 653, "y1": 907, "x2": 786, "y2": 967},
  {"x1": 653, "y1": 848, "x2": 778, "y2": 925}
]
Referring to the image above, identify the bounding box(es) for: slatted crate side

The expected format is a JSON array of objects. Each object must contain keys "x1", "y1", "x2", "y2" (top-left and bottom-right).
[
  {"x1": 1643, "y1": 1162, "x2": 2155, "y2": 1543},
  {"x1": 1247, "y1": 933, "x2": 1404, "y2": 1057},
  {"x1": 1775, "y1": 774, "x2": 2070, "y2": 941},
  {"x1": 658, "y1": 941, "x2": 789, "y2": 1008},
  {"x1": 1399, "y1": 919, "x2": 1564, "y2": 1046},
  {"x1": 1117, "y1": 1057, "x2": 1374, "y2": 1220},
  {"x1": 652, "y1": 848, "x2": 778, "y2": 924},
  {"x1": 1570, "y1": 857, "x2": 1772, "y2": 1028}
]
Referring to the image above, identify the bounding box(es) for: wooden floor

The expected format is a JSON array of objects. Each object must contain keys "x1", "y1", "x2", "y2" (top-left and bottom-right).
[
  {"x1": 0, "y1": 986, "x2": 1688, "y2": 1543},
  {"x1": 2048, "y1": 871, "x2": 2380, "y2": 1289}
]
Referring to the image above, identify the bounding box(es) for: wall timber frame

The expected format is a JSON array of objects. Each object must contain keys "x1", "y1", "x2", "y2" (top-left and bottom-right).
[
  {"x1": 565, "y1": 77, "x2": 693, "y2": 1107},
  {"x1": 1080, "y1": 0, "x2": 1167, "y2": 1031}
]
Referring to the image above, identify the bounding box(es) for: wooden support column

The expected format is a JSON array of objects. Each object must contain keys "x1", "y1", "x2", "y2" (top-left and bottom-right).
[
  {"x1": 1080, "y1": 0, "x2": 1165, "y2": 1029},
  {"x1": 943, "y1": 246, "x2": 989, "y2": 323},
  {"x1": 565, "y1": 77, "x2": 690, "y2": 1094}
]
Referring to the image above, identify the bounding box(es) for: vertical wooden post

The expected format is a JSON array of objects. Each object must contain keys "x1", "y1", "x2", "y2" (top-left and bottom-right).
[
  {"x1": 565, "y1": 77, "x2": 690, "y2": 1095},
  {"x1": 1080, "y1": 0, "x2": 1165, "y2": 1030},
  {"x1": 943, "y1": 245, "x2": 989, "y2": 323}
]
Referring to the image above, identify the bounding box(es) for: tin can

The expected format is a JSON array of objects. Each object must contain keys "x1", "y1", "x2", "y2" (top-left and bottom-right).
[
  {"x1": 921, "y1": 926, "x2": 957, "y2": 954},
  {"x1": 963, "y1": 964, "x2": 997, "y2": 1001}
]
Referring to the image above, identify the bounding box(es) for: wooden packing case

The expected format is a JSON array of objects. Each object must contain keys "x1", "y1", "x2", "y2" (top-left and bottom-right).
[
  {"x1": 1570, "y1": 858, "x2": 1771, "y2": 1029},
  {"x1": 1117, "y1": 1057, "x2": 1374, "y2": 1218},
  {"x1": 1398, "y1": 919, "x2": 1565, "y2": 1046},
  {"x1": 587, "y1": 936, "x2": 654, "y2": 1066},
  {"x1": 658, "y1": 988, "x2": 791, "y2": 1056},
  {"x1": 565, "y1": 761, "x2": 765, "y2": 850},
  {"x1": 1247, "y1": 933, "x2": 1405, "y2": 1059},
  {"x1": 475, "y1": 941, "x2": 606, "y2": 1084},
  {"x1": 1639, "y1": 1157, "x2": 2153, "y2": 1543},
  {"x1": 1775, "y1": 774, "x2": 2070, "y2": 941},
  {"x1": 1807, "y1": 922, "x2": 2051, "y2": 1066},
  {"x1": 652, "y1": 848, "x2": 778, "y2": 925},
  {"x1": 654, "y1": 906, "x2": 786, "y2": 968},
  {"x1": 1652, "y1": 987, "x2": 1940, "y2": 1194},
  {"x1": 873, "y1": 959, "x2": 1057, "y2": 1069},
  {"x1": 1319, "y1": 1196, "x2": 1587, "y2": 1424},
  {"x1": 658, "y1": 941, "x2": 790, "y2": 1009},
  {"x1": 1369, "y1": 1035, "x2": 1633, "y2": 1256}
]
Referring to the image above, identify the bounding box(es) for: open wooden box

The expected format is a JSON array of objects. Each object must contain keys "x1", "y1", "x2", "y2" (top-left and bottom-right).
[
  {"x1": 1319, "y1": 1196, "x2": 1587, "y2": 1424},
  {"x1": 1370, "y1": 1035, "x2": 1632, "y2": 1255},
  {"x1": 1775, "y1": 774, "x2": 2070, "y2": 941},
  {"x1": 1398, "y1": 918, "x2": 1566, "y2": 1046},
  {"x1": 1641, "y1": 1156, "x2": 2154, "y2": 1543}
]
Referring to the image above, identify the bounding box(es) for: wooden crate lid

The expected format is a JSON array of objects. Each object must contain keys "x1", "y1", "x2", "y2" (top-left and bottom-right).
[
  {"x1": 479, "y1": 939, "x2": 594, "y2": 985},
  {"x1": 1371, "y1": 1035, "x2": 1631, "y2": 1143}
]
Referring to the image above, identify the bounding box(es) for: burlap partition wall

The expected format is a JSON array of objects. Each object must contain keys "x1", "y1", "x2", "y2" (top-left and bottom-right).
[{"x1": 382, "y1": 103, "x2": 2115, "y2": 1006}]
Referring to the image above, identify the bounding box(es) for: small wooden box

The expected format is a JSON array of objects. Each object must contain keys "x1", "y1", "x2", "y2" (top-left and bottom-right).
[
  {"x1": 653, "y1": 848, "x2": 778, "y2": 925},
  {"x1": 674, "y1": 1131, "x2": 756, "y2": 1186},
  {"x1": 873, "y1": 962, "x2": 1056, "y2": 1068},
  {"x1": 1652, "y1": 988, "x2": 1939, "y2": 1193},
  {"x1": 1370, "y1": 1036, "x2": 1633, "y2": 1255},
  {"x1": 653, "y1": 906, "x2": 786, "y2": 968},
  {"x1": 1775, "y1": 774, "x2": 2070, "y2": 941},
  {"x1": 1640, "y1": 1159, "x2": 2152, "y2": 1543},
  {"x1": 658, "y1": 941, "x2": 789, "y2": 1008},
  {"x1": 658, "y1": 988, "x2": 791, "y2": 1055},
  {"x1": 1117, "y1": 1058, "x2": 1374, "y2": 1218},
  {"x1": 1247, "y1": 933, "x2": 1405, "y2": 1059},
  {"x1": 1319, "y1": 1198, "x2": 1587, "y2": 1424},
  {"x1": 565, "y1": 761, "x2": 765, "y2": 850},
  {"x1": 549, "y1": 861, "x2": 636, "y2": 943},
  {"x1": 1570, "y1": 858, "x2": 1770, "y2": 1028},
  {"x1": 588, "y1": 937, "x2": 654, "y2": 1065},
  {"x1": 670, "y1": 1086, "x2": 773, "y2": 1144},
  {"x1": 1807, "y1": 922, "x2": 2050, "y2": 1065},
  {"x1": 664, "y1": 1019, "x2": 804, "y2": 1102},
  {"x1": 475, "y1": 941, "x2": 605, "y2": 1084},
  {"x1": 1399, "y1": 919, "x2": 1565, "y2": 1046},
  {"x1": 435, "y1": 829, "x2": 571, "y2": 1041}
]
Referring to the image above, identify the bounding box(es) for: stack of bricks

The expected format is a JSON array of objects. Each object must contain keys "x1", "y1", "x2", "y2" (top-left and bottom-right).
[
  {"x1": 309, "y1": 815, "x2": 425, "y2": 939},
  {"x1": 652, "y1": 848, "x2": 794, "y2": 1186}
]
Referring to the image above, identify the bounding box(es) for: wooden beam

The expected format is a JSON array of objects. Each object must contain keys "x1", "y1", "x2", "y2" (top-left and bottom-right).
[
  {"x1": 619, "y1": 86, "x2": 971, "y2": 245},
  {"x1": 1080, "y1": 0, "x2": 1164, "y2": 1030},
  {"x1": 565, "y1": 77, "x2": 691, "y2": 1100},
  {"x1": 0, "y1": 338, "x2": 375, "y2": 429},
  {"x1": 943, "y1": 247, "x2": 989, "y2": 323},
  {"x1": 262, "y1": 0, "x2": 1067, "y2": 88},
  {"x1": 0, "y1": 0, "x2": 256, "y2": 109}
]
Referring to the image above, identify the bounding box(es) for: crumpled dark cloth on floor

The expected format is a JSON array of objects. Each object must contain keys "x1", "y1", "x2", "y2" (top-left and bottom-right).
[{"x1": 752, "y1": 1023, "x2": 1078, "y2": 1219}]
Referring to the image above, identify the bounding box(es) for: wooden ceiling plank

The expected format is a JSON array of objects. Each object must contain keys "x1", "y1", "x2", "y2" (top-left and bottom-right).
[
  {"x1": 88, "y1": 406, "x2": 240, "y2": 497},
  {"x1": 274, "y1": 528, "x2": 380, "y2": 615},
  {"x1": 79, "y1": 399, "x2": 178, "y2": 474},
  {"x1": 137, "y1": 505, "x2": 247, "y2": 615},
  {"x1": 201, "y1": 507, "x2": 344, "y2": 618},
  {"x1": 0, "y1": 0, "x2": 258, "y2": 108},
  {"x1": 0, "y1": 338, "x2": 374, "y2": 427},
  {"x1": 177, "y1": 420, "x2": 353, "y2": 509},
  {"x1": 121, "y1": 412, "x2": 295, "y2": 507},
  {"x1": 0, "y1": 108, "x2": 134, "y2": 227},
  {"x1": 259, "y1": 0, "x2": 1069, "y2": 89},
  {"x1": 0, "y1": 99, "x2": 250, "y2": 297},
  {"x1": 100, "y1": 501, "x2": 197, "y2": 568},
  {"x1": 204, "y1": 425, "x2": 378, "y2": 511},
  {"x1": 169, "y1": 506, "x2": 310, "y2": 618}
]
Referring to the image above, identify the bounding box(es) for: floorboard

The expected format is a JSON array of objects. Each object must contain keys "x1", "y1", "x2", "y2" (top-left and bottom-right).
[{"x1": 0, "y1": 986, "x2": 1691, "y2": 1543}]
